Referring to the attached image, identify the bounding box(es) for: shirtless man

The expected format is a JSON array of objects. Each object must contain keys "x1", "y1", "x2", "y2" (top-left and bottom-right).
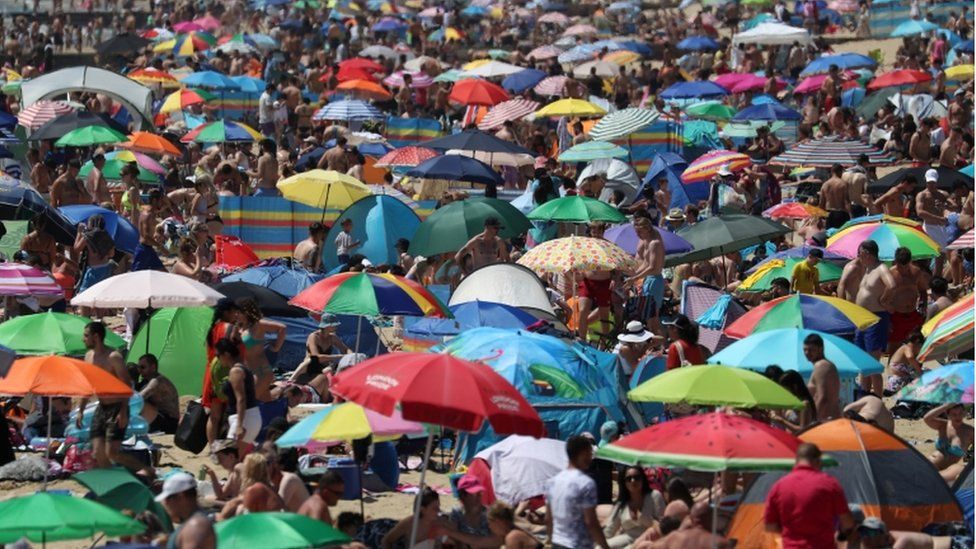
[
  {"x1": 454, "y1": 217, "x2": 510, "y2": 275},
  {"x1": 132, "y1": 189, "x2": 166, "y2": 272},
  {"x1": 803, "y1": 333, "x2": 842, "y2": 421},
  {"x1": 50, "y1": 159, "x2": 91, "y2": 208},
  {"x1": 76, "y1": 322, "x2": 149, "y2": 474},
  {"x1": 872, "y1": 175, "x2": 915, "y2": 216},
  {"x1": 317, "y1": 136, "x2": 349, "y2": 173},
  {"x1": 908, "y1": 119, "x2": 932, "y2": 164},
  {"x1": 654, "y1": 178, "x2": 671, "y2": 226},
  {"x1": 844, "y1": 394, "x2": 895, "y2": 433},
  {"x1": 709, "y1": 251, "x2": 740, "y2": 292},
  {"x1": 821, "y1": 66, "x2": 841, "y2": 112},
  {"x1": 947, "y1": 95, "x2": 971, "y2": 131},
  {"x1": 624, "y1": 217, "x2": 665, "y2": 333},
  {"x1": 938, "y1": 126, "x2": 964, "y2": 168},
  {"x1": 85, "y1": 154, "x2": 111, "y2": 205},
  {"x1": 636, "y1": 502, "x2": 730, "y2": 549},
  {"x1": 852, "y1": 240, "x2": 895, "y2": 396},
  {"x1": 294, "y1": 222, "x2": 326, "y2": 272},
  {"x1": 19, "y1": 215, "x2": 57, "y2": 271},
  {"x1": 248, "y1": 139, "x2": 279, "y2": 196},
  {"x1": 297, "y1": 470, "x2": 344, "y2": 525},
  {"x1": 819, "y1": 164, "x2": 850, "y2": 229},
  {"x1": 883, "y1": 247, "x2": 928, "y2": 354}
]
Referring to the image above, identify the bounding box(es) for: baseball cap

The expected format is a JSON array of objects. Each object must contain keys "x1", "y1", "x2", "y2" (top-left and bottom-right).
[
  {"x1": 155, "y1": 471, "x2": 196, "y2": 502},
  {"x1": 925, "y1": 168, "x2": 939, "y2": 183},
  {"x1": 456, "y1": 474, "x2": 485, "y2": 494}
]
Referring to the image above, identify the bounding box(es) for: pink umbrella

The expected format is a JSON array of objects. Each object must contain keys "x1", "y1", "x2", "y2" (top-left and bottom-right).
[
  {"x1": 193, "y1": 15, "x2": 221, "y2": 31},
  {"x1": 172, "y1": 21, "x2": 206, "y2": 33},
  {"x1": 527, "y1": 45, "x2": 563, "y2": 60},
  {"x1": 383, "y1": 71, "x2": 434, "y2": 88},
  {"x1": 794, "y1": 72, "x2": 858, "y2": 95},
  {"x1": 730, "y1": 75, "x2": 788, "y2": 94},
  {"x1": 478, "y1": 98, "x2": 540, "y2": 130},
  {"x1": 563, "y1": 23, "x2": 598, "y2": 36},
  {"x1": 0, "y1": 264, "x2": 63, "y2": 297},
  {"x1": 713, "y1": 72, "x2": 753, "y2": 91},
  {"x1": 538, "y1": 12, "x2": 570, "y2": 25},
  {"x1": 418, "y1": 7, "x2": 443, "y2": 17},
  {"x1": 534, "y1": 75, "x2": 569, "y2": 96}
]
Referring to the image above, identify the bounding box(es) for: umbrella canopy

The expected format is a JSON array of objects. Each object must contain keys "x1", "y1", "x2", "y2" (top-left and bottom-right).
[
  {"x1": 686, "y1": 101, "x2": 737, "y2": 121},
  {"x1": 179, "y1": 70, "x2": 238, "y2": 90},
  {"x1": 596, "y1": 412, "x2": 801, "y2": 471},
  {"x1": 406, "y1": 155, "x2": 503, "y2": 186},
  {"x1": 159, "y1": 88, "x2": 214, "y2": 113},
  {"x1": 678, "y1": 35, "x2": 721, "y2": 50},
  {"x1": 588, "y1": 107, "x2": 660, "y2": 141},
  {"x1": 330, "y1": 351, "x2": 545, "y2": 435},
  {"x1": 572, "y1": 60, "x2": 618, "y2": 79},
  {"x1": 527, "y1": 195, "x2": 627, "y2": 223},
  {"x1": 867, "y1": 166, "x2": 974, "y2": 193},
  {"x1": 628, "y1": 364, "x2": 804, "y2": 409},
  {"x1": 896, "y1": 361, "x2": 973, "y2": 404},
  {"x1": 449, "y1": 79, "x2": 510, "y2": 106},
  {"x1": 17, "y1": 100, "x2": 75, "y2": 130},
  {"x1": 29, "y1": 111, "x2": 127, "y2": 141},
  {"x1": 890, "y1": 19, "x2": 940, "y2": 37},
  {"x1": 558, "y1": 141, "x2": 629, "y2": 162},
  {"x1": 59, "y1": 205, "x2": 140, "y2": 254},
  {"x1": 604, "y1": 223, "x2": 693, "y2": 255},
  {"x1": 918, "y1": 294, "x2": 974, "y2": 361},
  {"x1": 799, "y1": 52, "x2": 877, "y2": 76},
  {"x1": 737, "y1": 257, "x2": 842, "y2": 292},
  {"x1": 120, "y1": 131, "x2": 182, "y2": 156},
  {"x1": 374, "y1": 146, "x2": 439, "y2": 168},
  {"x1": 681, "y1": 149, "x2": 751, "y2": 183},
  {"x1": 216, "y1": 512, "x2": 350, "y2": 549},
  {"x1": 826, "y1": 221, "x2": 941, "y2": 260},
  {"x1": 534, "y1": 75, "x2": 569, "y2": 96},
  {"x1": 948, "y1": 228, "x2": 973, "y2": 250},
  {"x1": 762, "y1": 201, "x2": 828, "y2": 220},
  {"x1": 335, "y1": 79, "x2": 393, "y2": 101},
  {"x1": 79, "y1": 158, "x2": 159, "y2": 184},
  {"x1": 465, "y1": 61, "x2": 525, "y2": 78},
  {"x1": 73, "y1": 468, "x2": 170, "y2": 529},
  {"x1": 277, "y1": 169, "x2": 370, "y2": 209},
  {"x1": 213, "y1": 281, "x2": 306, "y2": 318},
  {"x1": 290, "y1": 272, "x2": 450, "y2": 317},
  {"x1": 709, "y1": 328, "x2": 884, "y2": 378},
  {"x1": 0, "y1": 493, "x2": 145, "y2": 544},
  {"x1": 181, "y1": 120, "x2": 263, "y2": 143},
  {"x1": 128, "y1": 67, "x2": 180, "y2": 87},
  {"x1": 732, "y1": 103, "x2": 802, "y2": 121},
  {"x1": 54, "y1": 125, "x2": 127, "y2": 147},
  {"x1": 0, "y1": 263, "x2": 62, "y2": 297},
  {"x1": 501, "y1": 69, "x2": 548, "y2": 93},
  {"x1": 0, "y1": 355, "x2": 132, "y2": 398},
  {"x1": 478, "y1": 98, "x2": 540, "y2": 130},
  {"x1": 422, "y1": 129, "x2": 535, "y2": 157},
  {"x1": 95, "y1": 32, "x2": 151, "y2": 57},
  {"x1": 408, "y1": 197, "x2": 531, "y2": 256},
  {"x1": 517, "y1": 236, "x2": 637, "y2": 275},
  {"x1": 665, "y1": 214, "x2": 791, "y2": 266},
  {"x1": 0, "y1": 183, "x2": 76, "y2": 244},
  {"x1": 222, "y1": 264, "x2": 322, "y2": 299},
  {"x1": 276, "y1": 402, "x2": 424, "y2": 449},
  {"x1": 535, "y1": 98, "x2": 607, "y2": 117},
  {"x1": 71, "y1": 270, "x2": 224, "y2": 309},
  {"x1": 312, "y1": 99, "x2": 386, "y2": 122},
  {"x1": 408, "y1": 300, "x2": 539, "y2": 337},
  {"x1": 474, "y1": 435, "x2": 567, "y2": 505},
  {"x1": 0, "y1": 311, "x2": 125, "y2": 355},
  {"x1": 769, "y1": 136, "x2": 893, "y2": 167},
  {"x1": 660, "y1": 81, "x2": 728, "y2": 100},
  {"x1": 868, "y1": 69, "x2": 932, "y2": 90},
  {"x1": 725, "y1": 293, "x2": 879, "y2": 338}
]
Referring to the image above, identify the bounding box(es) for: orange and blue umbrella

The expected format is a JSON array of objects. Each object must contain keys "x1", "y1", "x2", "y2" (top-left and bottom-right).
[
  {"x1": 918, "y1": 294, "x2": 974, "y2": 361},
  {"x1": 289, "y1": 272, "x2": 450, "y2": 317},
  {"x1": 896, "y1": 361, "x2": 974, "y2": 404},
  {"x1": 827, "y1": 221, "x2": 941, "y2": 260},
  {"x1": 724, "y1": 293, "x2": 879, "y2": 338},
  {"x1": 181, "y1": 120, "x2": 263, "y2": 143}
]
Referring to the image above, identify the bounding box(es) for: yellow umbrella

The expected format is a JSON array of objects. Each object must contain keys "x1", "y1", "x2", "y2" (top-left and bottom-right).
[
  {"x1": 604, "y1": 50, "x2": 640, "y2": 65},
  {"x1": 535, "y1": 98, "x2": 607, "y2": 118},
  {"x1": 516, "y1": 236, "x2": 636, "y2": 274},
  {"x1": 462, "y1": 59, "x2": 493, "y2": 70},
  {"x1": 945, "y1": 64, "x2": 975, "y2": 80},
  {"x1": 276, "y1": 169, "x2": 371, "y2": 210}
]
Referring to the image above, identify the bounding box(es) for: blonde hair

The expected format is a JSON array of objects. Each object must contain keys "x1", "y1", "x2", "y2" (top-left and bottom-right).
[{"x1": 241, "y1": 453, "x2": 270, "y2": 490}]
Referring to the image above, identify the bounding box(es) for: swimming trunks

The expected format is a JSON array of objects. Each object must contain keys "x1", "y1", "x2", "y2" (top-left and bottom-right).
[
  {"x1": 854, "y1": 311, "x2": 890, "y2": 354},
  {"x1": 578, "y1": 277, "x2": 612, "y2": 308}
]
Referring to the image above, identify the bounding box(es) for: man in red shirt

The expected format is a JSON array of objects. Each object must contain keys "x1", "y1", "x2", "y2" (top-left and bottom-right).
[{"x1": 764, "y1": 443, "x2": 855, "y2": 549}]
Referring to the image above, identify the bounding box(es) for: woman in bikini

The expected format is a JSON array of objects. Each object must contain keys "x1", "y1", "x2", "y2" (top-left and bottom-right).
[
  {"x1": 886, "y1": 330, "x2": 924, "y2": 394},
  {"x1": 925, "y1": 403, "x2": 974, "y2": 472},
  {"x1": 189, "y1": 176, "x2": 222, "y2": 235},
  {"x1": 237, "y1": 298, "x2": 287, "y2": 402}
]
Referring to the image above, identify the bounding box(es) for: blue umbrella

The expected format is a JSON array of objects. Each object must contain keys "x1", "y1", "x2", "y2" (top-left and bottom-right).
[
  {"x1": 955, "y1": 40, "x2": 974, "y2": 54},
  {"x1": 841, "y1": 87, "x2": 866, "y2": 108},
  {"x1": 313, "y1": 99, "x2": 384, "y2": 121},
  {"x1": 937, "y1": 28, "x2": 964, "y2": 47},
  {"x1": 322, "y1": 195, "x2": 421, "y2": 269},
  {"x1": 618, "y1": 40, "x2": 652, "y2": 55},
  {"x1": 279, "y1": 19, "x2": 305, "y2": 32},
  {"x1": 502, "y1": 69, "x2": 547, "y2": 93},
  {"x1": 604, "y1": 223, "x2": 693, "y2": 255},
  {"x1": 890, "y1": 19, "x2": 940, "y2": 37},
  {"x1": 371, "y1": 17, "x2": 406, "y2": 32},
  {"x1": 799, "y1": 52, "x2": 877, "y2": 76},
  {"x1": 659, "y1": 81, "x2": 728, "y2": 100},
  {"x1": 0, "y1": 110, "x2": 16, "y2": 129},
  {"x1": 230, "y1": 75, "x2": 266, "y2": 94},
  {"x1": 750, "y1": 94, "x2": 781, "y2": 105},
  {"x1": 607, "y1": 1, "x2": 639, "y2": 11},
  {"x1": 59, "y1": 205, "x2": 140, "y2": 254},
  {"x1": 461, "y1": 5, "x2": 488, "y2": 16},
  {"x1": 677, "y1": 35, "x2": 720, "y2": 51},
  {"x1": 406, "y1": 155, "x2": 503, "y2": 186},
  {"x1": 708, "y1": 328, "x2": 884, "y2": 379},
  {"x1": 408, "y1": 300, "x2": 538, "y2": 337},
  {"x1": 181, "y1": 71, "x2": 240, "y2": 90},
  {"x1": 295, "y1": 146, "x2": 326, "y2": 172},
  {"x1": 732, "y1": 103, "x2": 802, "y2": 121},
  {"x1": 222, "y1": 264, "x2": 323, "y2": 298},
  {"x1": 558, "y1": 44, "x2": 599, "y2": 64}
]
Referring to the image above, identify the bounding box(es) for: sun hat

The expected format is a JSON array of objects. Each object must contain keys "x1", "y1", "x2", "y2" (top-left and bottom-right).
[
  {"x1": 618, "y1": 320, "x2": 655, "y2": 343},
  {"x1": 717, "y1": 164, "x2": 734, "y2": 177},
  {"x1": 665, "y1": 208, "x2": 685, "y2": 222}
]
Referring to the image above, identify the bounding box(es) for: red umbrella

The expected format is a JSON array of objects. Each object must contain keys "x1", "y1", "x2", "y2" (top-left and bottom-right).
[
  {"x1": 331, "y1": 66, "x2": 378, "y2": 83},
  {"x1": 449, "y1": 78, "x2": 510, "y2": 106},
  {"x1": 374, "y1": 146, "x2": 439, "y2": 168},
  {"x1": 339, "y1": 57, "x2": 386, "y2": 73},
  {"x1": 867, "y1": 69, "x2": 932, "y2": 90},
  {"x1": 213, "y1": 235, "x2": 259, "y2": 270}
]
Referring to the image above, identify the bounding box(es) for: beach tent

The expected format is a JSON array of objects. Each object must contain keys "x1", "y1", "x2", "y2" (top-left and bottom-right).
[
  {"x1": 639, "y1": 153, "x2": 708, "y2": 210},
  {"x1": 727, "y1": 419, "x2": 964, "y2": 548},
  {"x1": 953, "y1": 463, "x2": 974, "y2": 533},
  {"x1": 21, "y1": 66, "x2": 154, "y2": 129},
  {"x1": 449, "y1": 263, "x2": 555, "y2": 315},
  {"x1": 732, "y1": 22, "x2": 812, "y2": 47},
  {"x1": 322, "y1": 195, "x2": 420, "y2": 270},
  {"x1": 127, "y1": 306, "x2": 211, "y2": 396}
]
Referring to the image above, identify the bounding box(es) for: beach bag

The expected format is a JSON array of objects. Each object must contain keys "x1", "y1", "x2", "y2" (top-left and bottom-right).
[
  {"x1": 174, "y1": 400, "x2": 208, "y2": 454},
  {"x1": 716, "y1": 183, "x2": 747, "y2": 214}
]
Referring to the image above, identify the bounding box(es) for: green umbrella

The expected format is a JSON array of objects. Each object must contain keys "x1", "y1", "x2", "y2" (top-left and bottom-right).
[
  {"x1": 665, "y1": 214, "x2": 791, "y2": 267},
  {"x1": 557, "y1": 141, "x2": 629, "y2": 163},
  {"x1": 293, "y1": 0, "x2": 321, "y2": 7},
  {"x1": 433, "y1": 69, "x2": 465, "y2": 83},
  {"x1": 73, "y1": 468, "x2": 172, "y2": 531},
  {"x1": 488, "y1": 49, "x2": 510, "y2": 59},
  {"x1": 737, "y1": 257, "x2": 843, "y2": 292},
  {"x1": 215, "y1": 512, "x2": 350, "y2": 549},
  {"x1": 685, "y1": 100, "x2": 737, "y2": 121},
  {"x1": 408, "y1": 197, "x2": 532, "y2": 257},
  {"x1": 0, "y1": 492, "x2": 145, "y2": 544},
  {"x1": 628, "y1": 364, "x2": 804, "y2": 409},
  {"x1": 54, "y1": 126, "x2": 127, "y2": 148},
  {"x1": 0, "y1": 311, "x2": 126, "y2": 355},
  {"x1": 527, "y1": 195, "x2": 627, "y2": 223},
  {"x1": 721, "y1": 120, "x2": 786, "y2": 138},
  {"x1": 127, "y1": 307, "x2": 211, "y2": 396},
  {"x1": 80, "y1": 158, "x2": 160, "y2": 183}
]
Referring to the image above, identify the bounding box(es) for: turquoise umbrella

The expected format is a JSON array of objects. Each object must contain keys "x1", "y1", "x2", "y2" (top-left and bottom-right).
[{"x1": 557, "y1": 141, "x2": 629, "y2": 162}]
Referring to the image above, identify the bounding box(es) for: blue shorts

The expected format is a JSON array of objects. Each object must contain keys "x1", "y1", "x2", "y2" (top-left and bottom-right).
[{"x1": 854, "y1": 311, "x2": 890, "y2": 354}]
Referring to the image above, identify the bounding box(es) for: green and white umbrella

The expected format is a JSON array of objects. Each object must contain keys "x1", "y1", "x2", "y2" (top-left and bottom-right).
[
  {"x1": 588, "y1": 107, "x2": 660, "y2": 141},
  {"x1": 557, "y1": 140, "x2": 629, "y2": 162}
]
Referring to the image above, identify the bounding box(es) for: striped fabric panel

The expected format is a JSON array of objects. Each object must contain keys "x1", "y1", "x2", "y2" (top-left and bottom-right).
[
  {"x1": 0, "y1": 267, "x2": 63, "y2": 296},
  {"x1": 609, "y1": 120, "x2": 684, "y2": 176},
  {"x1": 385, "y1": 116, "x2": 443, "y2": 148},
  {"x1": 868, "y1": 1, "x2": 969, "y2": 37}
]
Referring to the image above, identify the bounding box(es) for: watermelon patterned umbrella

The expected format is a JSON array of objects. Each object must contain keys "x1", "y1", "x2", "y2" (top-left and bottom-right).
[
  {"x1": 289, "y1": 272, "x2": 450, "y2": 318},
  {"x1": 724, "y1": 294, "x2": 879, "y2": 338},
  {"x1": 826, "y1": 221, "x2": 941, "y2": 260},
  {"x1": 681, "y1": 150, "x2": 751, "y2": 183}
]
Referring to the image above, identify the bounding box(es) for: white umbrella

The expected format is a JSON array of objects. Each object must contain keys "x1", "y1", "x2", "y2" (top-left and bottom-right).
[
  {"x1": 732, "y1": 22, "x2": 812, "y2": 46},
  {"x1": 573, "y1": 60, "x2": 618, "y2": 78},
  {"x1": 888, "y1": 93, "x2": 948, "y2": 119},
  {"x1": 463, "y1": 61, "x2": 525, "y2": 79},
  {"x1": 359, "y1": 45, "x2": 399, "y2": 60},
  {"x1": 71, "y1": 271, "x2": 225, "y2": 309},
  {"x1": 216, "y1": 42, "x2": 258, "y2": 55},
  {"x1": 445, "y1": 149, "x2": 535, "y2": 167},
  {"x1": 578, "y1": 158, "x2": 641, "y2": 206},
  {"x1": 474, "y1": 435, "x2": 567, "y2": 504}
]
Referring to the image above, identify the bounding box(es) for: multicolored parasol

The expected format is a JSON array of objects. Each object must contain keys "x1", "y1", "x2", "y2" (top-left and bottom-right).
[
  {"x1": 724, "y1": 293, "x2": 879, "y2": 338},
  {"x1": 826, "y1": 221, "x2": 942, "y2": 260},
  {"x1": 289, "y1": 272, "x2": 450, "y2": 317},
  {"x1": 680, "y1": 150, "x2": 751, "y2": 183},
  {"x1": 918, "y1": 294, "x2": 974, "y2": 361},
  {"x1": 517, "y1": 236, "x2": 637, "y2": 275}
]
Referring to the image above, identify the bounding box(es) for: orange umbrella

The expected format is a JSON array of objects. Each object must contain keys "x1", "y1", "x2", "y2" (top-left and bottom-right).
[
  {"x1": 120, "y1": 131, "x2": 183, "y2": 156},
  {"x1": 0, "y1": 355, "x2": 133, "y2": 398},
  {"x1": 449, "y1": 78, "x2": 510, "y2": 106},
  {"x1": 335, "y1": 79, "x2": 393, "y2": 100},
  {"x1": 128, "y1": 67, "x2": 181, "y2": 88}
]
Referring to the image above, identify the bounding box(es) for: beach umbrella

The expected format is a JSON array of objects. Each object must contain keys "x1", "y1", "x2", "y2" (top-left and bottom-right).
[
  {"x1": 408, "y1": 300, "x2": 539, "y2": 338},
  {"x1": 290, "y1": 272, "x2": 450, "y2": 318},
  {"x1": 686, "y1": 101, "x2": 737, "y2": 121},
  {"x1": 154, "y1": 32, "x2": 217, "y2": 56},
  {"x1": 408, "y1": 197, "x2": 531, "y2": 256},
  {"x1": 122, "y1": 306, "x2": 210, "y2": 396},
  {"x1": 681, "y1": 150, "x2": 751, "y2": 183},
  {"x1": 737, "y1": 257, "x2": 843, "y2": 292},
  {"x1": 799, "y1": 52, "x2": 877, "y2": 76},
  {"x1": 678, "y1": 35, "x2": 720, "y2": 51},
  {"x1": 406, "y1": 155, "x2": 504, "y2": 186},
  {"x1": 428, "y1": 26, "x2": 464, "y2": 42},
  {"x1": 216, "y1": 513, "x2": 349, "y2": 549},
  {"x1": 127, "y1": 67, "x2": 180, "y2": 87},
  {"x1": 867, "y1": 166, "x2": 973, "y2": 193},
  {"x1": 597, "y1": 412, "x2": 802, "y2": 472},
  {"x1": 79, "y1": 158, "x2": 158, "y2": 184},
  {"x1": 709, "y1": 328, "x2": 883, "y2": 378},
  {"x1": 666, "y1": 214, "x2": 792, "y2": 266},
  {"x1": 629, "y1": 364, "x2": 803, "y2": 409},
  {"x1": 868, "y1": 69, "x2": 932, "y2": 90},
  {"x1": 918, "y1": 294, "x2": 974, "y2": 361},
  {"x1": 896, "y1": 361, "x2": 973, "y2": 404},
  {"x1": 213, "y1": 281, "x2": 306, "y2": 318},
  {"x1": 334, "y1": 65, "x2": 378, "y2": 83},
  {"x1": 421, "y1": 129, "x2": 536, "y2": 166},
  {"x1": 826, "y1": 221, "x2": 941, "y2": 260},
  {"x1": 229, "y1": 75, "x2": 266, "y2": 94},
  {"x1": 277, "y1": 402, "x2": 424, "y2": 449},
  {"x1": 526, "y1": 195, "x2": 627, "y2": 223},
  {"x1": 838, "y1": 214, "x2": 921, "y2": 232},
  {"x1": 30, "y1": 111, "x2": 126, "y2": 141},
  {"x1": 432, "y1": 69, "x2": 465, "y2": 83},
  {"x1": 724, "y1": 293, "x2": 879, "y2": 338},
  {"x1": 478, "y1": 98, "x2": 540, "y2": 130},
  {"x1": 563, "y1": 23, "x2": 599, "y2": 36},
  {"x1": 603, "y1": 50, "x2": 641, "y2": 65},
  {"x1": 17, "y1": 100, "x2": 75, "y2": 130},
  {"x1": 501, "y1": 69, "x2": 547, "y2": 93},
  {"x1": 603, "y1": 223, "x2": 693, "y2": 255},
  {"x1": 223, "y1": 264, "x2": 322, "y2": 299},
  {"x1": 0, "y1": 263, "x2": 63, "y2": 297},
  {"x1": 572, "y1": 60, "x2": 618, "y2": 78},
  {"x1": 335, "y1": 79, "x2": 393, "y2": 101},
  {"x1": 558, "y1": 141, "x2": 629, "y2": 162},
  {"x1": 762, "y1": 201, "x2": 828, "y2": 220},
  {"x1": 192, "y1": 14, "x2": 220, "y2": 30},
  {"x1": 276, "y1": 169, "x2": 371, "y2": 210},
  {"x1": 537, "y1": 12, "x2": 570, "y2": 25},
  {"x1": 158, "y1": 88, "x2": 214, "y2": 113},
  {"x1": 948, "y1": 229, "x2": 973, "y2": 250},
  {"x1": 215, "y1": 41, "x2": 257, "y2": 54},
  {"x1": 73, "y1": 468, "x2": 170, "y2": 529},
  {"x1": 473, "y1": 435, "x2": 568, "y2": 505},
  {"x1": 95, "y1": 32, "x2": 150, "y2": 57},
  {"x1": 769, "y1": 136, "x2": 893, "y2": 167},
  {"x1": 359, "y1": 44, "x2": 399, "y2": 60},
  {"x1": 517, "y1": 236, "x2": 637, "y2": 275},
  {"x1": 58, "y1": 205, "x2": 139, "y2": 254},
  {"x1": 119, "y1": 131, "x2": 182, "y2": 156},
  {"x1": 449, "y1": 78, "x2": 510, "y2": 106},
  {"x1": 890, "y1": 19, "x2": 940, "y2": 37},
  {"x1": 732, "y1": 103, "x2": 802, "y2": 121},
  {"x1": 465, "y1": 61, "x2": 525, "y2": 78},
  {"x1": 588, "y1": 107, "x2": 660, "y2": 141},
  {"x1": 729, "y1": 75, "x2": 788, "y2": 94},
  {"x1": 312, "y1": 99, "x2": 385, "y2": 121},
  {"x1": 54, "y1": 126, "x2": 126, "y2": 147},
  {"x1": 179, "y1": 70, "x2": 238, "y2": 90},
  {"x1": 372, "y1": 17, "x2": 407, "y2": 32},
  {"x1": 71, "y1": 270, "x2": 224, "y2": 309},
  {"x1": 534, "y1": 75, "x2": 569, "y2": 96},
  {"x1": 527, "y1": 45, "x2": 563, "y2": 61},
  {"x1": 382, "y1": 71, "x2": 434, "y2": 88},
  {"x1": 946, "y1": 64, "x2": 975, "y2": 80},
  {"x1": 660, "y1": 81, "x2": 728, "y2": 100},
  {"x1": 0, "y1": 493, "x2": 145, "y2": 544},
  {"x1": 374, "y1": 146, "x2": 439, "y2": 168},
  {"x1": 535, "y1": 98, "x2": 607, "y2": 118},
  {"x1": 0, "y1": 183, "x2": 76, "y2": 244},
  {"x1": 339, "y1": 57, "x2": 386, "y2": 73},
  {"x1": 181, "y1": 120, "x2": 262, "y2": 143},
  {"x1": 104, "y1": 150, "x2": 166, "y2": 176},
  {"x1": 172, "y1": 21, "x2": 205, "y2": 32}
]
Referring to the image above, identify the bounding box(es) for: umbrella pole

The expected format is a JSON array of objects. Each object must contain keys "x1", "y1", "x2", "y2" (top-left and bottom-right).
[
  {"x1": 408, "y1": 431, "x2": 435, "y2": 548},
  {"x1": 354, "y1": 315, "x2": 362, "y2": 354},
  {"x1": 358, "y1": 461, "x2": 365, "y2": 518},
  {"x1": 43, "y1": 396, "x2": 52, "y2": 491},
  {"x1": 320, "y1": 185, "x2": 332, "y2": 223},
  {"x1": 711, "y1": 471, "x2": 719, "y2": 548},
  {"x1": 145, "y1": 307, "x2": 154, "y2": 355}
]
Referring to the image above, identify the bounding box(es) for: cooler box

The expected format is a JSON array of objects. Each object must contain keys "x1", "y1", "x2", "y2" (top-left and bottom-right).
[{"x1": 327, "y1": 457, "x2": 361, "y2": 500}]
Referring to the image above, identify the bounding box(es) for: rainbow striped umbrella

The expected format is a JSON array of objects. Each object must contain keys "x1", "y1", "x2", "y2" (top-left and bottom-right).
[
  {"x1": 826, "y1": 222, "x2": 941, "y2": 260},
  {"x1": 180, "y1": 120, "x2": 263, "y2": 143},
  {"x1": 838, "y1": 214, "x2": 921, "y2": 231},
  {"x1": 896, "y1": 361, "x2": 974, "y2": 404},
  {"x1": 724, "y1": 294, "x2": 879, "y2": 338},
  {"x1": 276, "y1": 402, "x2": 424, "y2": 450},
  {"x1": 918, "y1": 294, "x2": 974, "y2": 361},
  {"x1": 681, "y1": 150, "x2": 751, "y2": 183},
  {"x1": 159, "y1": 88, "x2": 215, "y2": 113},
  {"x1": 0, "y1": 264, "x2": 63, "y2": 297},
  {"x1": 105, "y1": 150, "x2": 166, "y2": 175},
  {"x1": 289, "y1": 272, "x2": 451, "y2": 317},
  {"x1": 153, "y1": 31, "x2": 216, "y2": 56}
]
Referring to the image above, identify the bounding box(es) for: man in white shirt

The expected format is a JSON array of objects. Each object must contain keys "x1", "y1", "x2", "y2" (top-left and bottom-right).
[
  {"x1": 545, "y1": 436, "x2": 610, "y2": 549},
  {"x1": 334, "y1": 218, "x2": 360, "y2": 266},
  {"x1": 259, "y1": 82, "x2": 276, "y2": 136}
]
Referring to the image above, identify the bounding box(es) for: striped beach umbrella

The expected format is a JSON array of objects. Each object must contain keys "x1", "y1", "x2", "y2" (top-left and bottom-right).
[
  {"x1": 533, "y1": 75, "x2": 569, "y2": 97},
  {"x1": 382, "y1": 71, "x2": 434, "y2": 88},
  {"x1": 896, "y1": 361, "x2": 974, "y2": 403},
  {"x1": 948, "y1": 228, "x2": 973, "y2": 250},
  {"x1": 537, "y1": 12, "x2": 570, "y2": 25},
  {"x1": 312, "y1": 100, "x2": 384, "y2": 122},
  {"x1": 527, "y1": 45, "x2": 564, "y2": 60},
  {"x1": 181, "y1": 120, "x2": 264, "y2": 143},
  {"x1": 290, "y1": 272, "x2": 450, "y2": 317},
  {"x1": 104, "y1": 150, "x2": 166, "y2": 174},
  {"x1": 724, "y1": 293, "x2": 879, "y2": 338},
  {"x1": 826, "y1": 221, "x2": 941, "y2": 260},
  {"x1": 762, "y1": 201, "x2": 827, "y2": 220},
  {"x1": 918, "y1": 294, "x2": 974, "y2": 361},
  {"x1": 681, "y1": 150, "x2": 751, "y2": 184},
  {"x1": 588, "y1": 107, "x2": 660, "y2": 141},
  {"x1": 563, "y1": 23, "x2": 598, "y2": 36},
  {"x1": 0, "y1": 263, "x2": 63, "y2": 297},
  {"x1": 769, "y1": 136, "x2": 894, "y2": 167},
  {"x1": 737, "y1": 258, "x2": 842, "y2": 292},
  {"x1": 373, "y1": 146, "x2": 439, "y2": 168},
  {"x1": 17, "y1": 100, "x2": 74, "y2": 130},
  {"x1": 153, "y1": 31, "x2": 216, "y2": 56},
  {"x1": 335, "y1": 79, "x2": 393, "y2": 101},
  {"x1": 159, "y1": 88, "x2": 215, "y2": 113},
  {"x1": 477, "y1": 98, "x2": 539, "y2": 130}
]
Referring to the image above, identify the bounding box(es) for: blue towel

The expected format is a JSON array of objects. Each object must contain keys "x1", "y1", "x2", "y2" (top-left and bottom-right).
[{"x1": 697, "y1": 294, "x2": 733, "y2": 329}]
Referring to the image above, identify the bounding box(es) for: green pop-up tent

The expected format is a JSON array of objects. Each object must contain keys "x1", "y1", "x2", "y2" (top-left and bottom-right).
[{"x1": 127, "y1": 307, "x2": 211, "y2": 396}]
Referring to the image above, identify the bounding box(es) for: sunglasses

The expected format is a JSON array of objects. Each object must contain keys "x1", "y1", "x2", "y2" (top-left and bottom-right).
[{"x1": 625, "y1": 476, "x2": 643, "y2": 482}]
